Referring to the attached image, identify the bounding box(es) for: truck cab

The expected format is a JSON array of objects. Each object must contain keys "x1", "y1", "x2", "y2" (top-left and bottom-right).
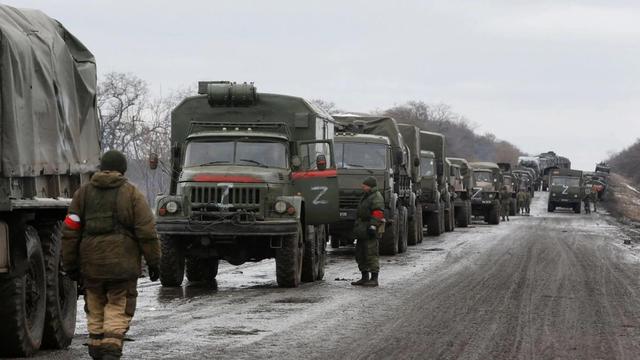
[
  {"x1": 447, "y1": 157, "x2": 472, "y2": 227},
  {"x1": 547, "y1": 168, "x2": 583, "y2": 213},
  {"x1": 469, "y1": 162, "x2": 503, "y2": 225}
]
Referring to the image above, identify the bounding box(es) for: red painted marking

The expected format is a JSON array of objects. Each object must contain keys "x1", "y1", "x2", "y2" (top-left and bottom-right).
[
  {"x1": 291, "y1": 169, "x2": 337, "y2": 180},
  {"x1": 64, "y1": 215, "x2": 81, "y2": 230},
  {"x1": 192, "y1": 175, "x2": 264, "y2": 183},
  {"x1": 372, "y1": 209, "x2": 384, "y2": 220}
]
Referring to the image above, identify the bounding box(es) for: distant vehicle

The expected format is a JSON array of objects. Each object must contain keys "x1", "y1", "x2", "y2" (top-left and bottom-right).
[
  {"x1": 447, "y1": 158, "x2": 473, "y2": 227},
  {"x1": 469, "y1": 162, "x2": 503, "y2": 225},
  {"x1": 547, "y1": 168, "x2": 584, "y2": 213},
  {"x1": 498, "y1": 163, "x2": 518, "y2": 216},
  {"x1": 421, "y1": 131, "x2": 455, "y2": 234},
  {"x1": 154, "y1": 82, "x2": 339, "y2": 288},
  {"x1": 0, "y1": 5, "x2": 101, "y2": 357}
]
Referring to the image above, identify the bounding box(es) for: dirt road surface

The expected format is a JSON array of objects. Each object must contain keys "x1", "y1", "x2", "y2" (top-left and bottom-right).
[{"x1": 29, "y1": 192, "x2": 640, "y2": 359}]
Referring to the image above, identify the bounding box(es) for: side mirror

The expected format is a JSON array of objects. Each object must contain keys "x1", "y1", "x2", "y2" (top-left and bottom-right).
[
  {"x1": 413, "y1": 157, "x2": 420, "y2": 167},
  {"x1": 394, "y1": 149, "x2": 403, "y2": 165},
  {"x1": 437, "y1": 162, "x2": 444, "y2": 177},
  {"x1": 149, "y1": 153, "x2": 159, "y2": 170}
]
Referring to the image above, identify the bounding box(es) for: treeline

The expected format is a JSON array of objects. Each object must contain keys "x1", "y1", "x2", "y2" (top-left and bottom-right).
[
  {"x1": 314, "y1": 100, "x2": 523, "y2": 164},
  {"x1": 608, "y1": 139, "x2": 640, "y2": 184}
]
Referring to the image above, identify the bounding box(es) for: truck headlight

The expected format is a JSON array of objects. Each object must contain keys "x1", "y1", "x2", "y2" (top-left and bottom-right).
[
  {"x1": 574, "y1": 194, "x2": 578, "y2": 198},
  {"x1": 165, "y1": 201, "x2": 179, "y2": 214},
  {"x1": 274, "y1": 200, "x2": 288, "y2": 214},
  {"x1": 488, "y1": 193, "x2": 494, "y2": 199}
]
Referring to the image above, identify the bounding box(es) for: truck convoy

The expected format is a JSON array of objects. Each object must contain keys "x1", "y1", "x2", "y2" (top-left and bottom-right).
[
  {"x1": 420, "y1": 131, "x2": 454, "y2": 234},
  {"x1": 447, "y1": 158, "x2": 472, "y2": 227},
  {"x1": 0, "y1": 5, "x2": 101, "y2": 357},
  {"x1": 469, "y1": 162, "x2": 503, "y2": 224},
  {"x1": 498, "y1": 163, "x2": 518, "y2": 216},
  {"x1": 329, "y1": 116, "x2": 414, "y2": 255},
  {"x1": 154, "y1": 82, "x2": 339, "y2": 288},
  {"x1": 547, "y1": 168, "x2": 584, "y2": 213}
]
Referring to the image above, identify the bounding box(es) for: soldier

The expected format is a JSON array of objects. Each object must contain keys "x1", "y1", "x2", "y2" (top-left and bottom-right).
[
  {"x1": 524, "y1": 187, "x2": 532, "y2": 215},
  {"x1": 352, "y1": 176, "x2": 385, "y2": 287},
  {"x1": 516, "y1": 189, "x2": 527, "y2": 215},
  {"x1": 583, "y1": 188, "x2": 591, "y2": 214},
  {"x1": 62, "y1": 150, "x2": 161, "y2": 360},
  {"x1": 500, "y1": 185, "x2": 511, "y2": 221}
]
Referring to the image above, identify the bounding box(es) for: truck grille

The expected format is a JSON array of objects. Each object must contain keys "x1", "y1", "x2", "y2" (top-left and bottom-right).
[
  {"x1": 339, "y1": 193, "x2": 361, "y2": 209},
  {"x1": 189, "y1": 186, "x2": 261, "y2": 207}
]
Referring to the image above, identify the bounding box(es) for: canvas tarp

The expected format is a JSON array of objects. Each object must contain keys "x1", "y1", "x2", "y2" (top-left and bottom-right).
[{"x1": 0, "y1": 5, "x2": 100, "y2": 177}]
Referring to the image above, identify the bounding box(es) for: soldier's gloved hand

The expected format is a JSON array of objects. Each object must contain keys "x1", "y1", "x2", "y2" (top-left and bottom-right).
[
  {"x1": 148, "y1": 265, "x2": 160, "y2": 282},
  {"x1": 367, "y1": 225, "x2": 377, "y2": 237}
]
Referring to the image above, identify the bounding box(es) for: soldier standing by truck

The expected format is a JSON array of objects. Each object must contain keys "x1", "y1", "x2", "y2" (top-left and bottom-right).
[
  {"x1": 500, "y1": 186, "x2": 511, "y2": 221},
  {"x1": 591, "y1": 184, "x2": 599, "y2": 212},
  {"x1": 62, "y1": 151, "x2": 161, "y2": 360},
  {"x1": 351, "y1": 177, "x2": 385, "y2": 287},
  {"x1": 516, "y1": 189, "x2": 527, "y2": 215},
  {"x1": 524, "y1": 188, "x2": 532, "y2": 215}
]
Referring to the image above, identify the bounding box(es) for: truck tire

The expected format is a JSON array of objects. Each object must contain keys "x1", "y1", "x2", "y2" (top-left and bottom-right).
[
  {"x1": 547, "y1": 203, "x2": 555, "y2": 212},
  {"x1": 456, "y1": 205, "x2": 470, "y2": 228},
  {"x1": 427, "y1": 209, "x2": 443, "y2": 236},
  {"x1": 509, "y1": 198, "x2": 517, "y2": 216},
  {"x1": 574, "y1": 204, "x2": 581, "y2": 214},
  {"x1": 316, "y1": 225, "x2": 327, "y2": 281},
  {"x1": 40, "y1": 222, "x2": 76, "y2": 349},
  {"x1": 488, "y1": 204, "x2": 501, "y2": 225},
  {"x1": 276, "y1": 224, "x2": 304, "y2": 288},
  {"x1": 398, "y1": 206, "x2": 408, "y2": 254},
  {"x1": 0, "y1": 226, "x2": 46, "y2": 357},
  {"x1": 416, "y1": 206, "x2": 424, "y2": 243},
  {"x1": 302, "y1": 225, "x2": 319, "y2": 282},
  {"x1": 185, "y1": 257, "x2": 208, "y2": 282},
  {"x1": 407, "y1": 203, "x2": 418, "y2": 246},
  {"x1": 330, "y1": 235, "x2": 340, "y2": 249},
  {"x1": 380, "y1": 211, "x2": 399, "y2": 255},
  {"x1": 159, "y1": 235, "x2": 185, "y2": 287}
]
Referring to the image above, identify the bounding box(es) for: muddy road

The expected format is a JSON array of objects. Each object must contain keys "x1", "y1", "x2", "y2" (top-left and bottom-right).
[{"x1": 32, "y1": 192, "x2": 640, "y2": 359}]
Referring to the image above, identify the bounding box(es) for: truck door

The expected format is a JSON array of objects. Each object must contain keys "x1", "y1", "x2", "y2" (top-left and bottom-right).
[{"x1": 292, "y1": 140, "x2": 340, "y2": 224}]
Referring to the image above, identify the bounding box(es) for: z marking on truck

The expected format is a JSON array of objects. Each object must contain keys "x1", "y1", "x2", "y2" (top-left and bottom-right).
[{"x1": 312, "y1": 186, "x2": 329, "y2": 205}]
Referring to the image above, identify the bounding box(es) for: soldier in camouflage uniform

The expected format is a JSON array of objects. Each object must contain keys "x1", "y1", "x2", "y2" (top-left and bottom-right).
[
  {"x1": 500, "y1": 186, "x2": 511, "y2": 221},
  {"x1": 62, "y1": 150, "x2": 161, "y2": 360},
  {"x1": 591, "y1": 184, "x2": 599, "y2": 212},
  {"x1": 352, "y1": 176, "x2": 385, "y2": 287},
  {"x1": 516, "y1": 189, "x2": 527, "y2": 215},
  {"x1": 524, "y1": 188, "x2": 531, "y2": 215}
]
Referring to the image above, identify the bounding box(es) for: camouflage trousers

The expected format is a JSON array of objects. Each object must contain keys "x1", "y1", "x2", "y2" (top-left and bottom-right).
[
  {"x1": 84, "y1": 278, "x2": 138, "y2": 352},
  {"x1": 355, "y1": 235, "x2": 379, "y2": 273}
]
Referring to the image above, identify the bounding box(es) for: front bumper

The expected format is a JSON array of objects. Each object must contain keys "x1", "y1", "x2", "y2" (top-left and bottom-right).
[{"x1": 156, "y1": 218, "x2": 299, "y2": 237}]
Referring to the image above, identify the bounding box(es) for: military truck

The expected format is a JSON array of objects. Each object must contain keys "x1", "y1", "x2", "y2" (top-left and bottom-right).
[
  {"x1": 447, "y1": 158, "x2": 472, "y2": 227},
  {"x1": 0, "y1": 5, "x2": 101, "y2": 357},
  {"x1": 154, "y1": 82, "x2": 339, "y2": 288},
  {"x1": 398, "y1": 124, "x2": 425, "y2": 245},
  {"x1": 513, "y1": 168, "x2": 534, "y2": 198},
  {"x1": 469, "y1": 162, "x2": 502, "y2": 225},
  {"x1": 547, "y1": 168, "x2": 584, "y2": 213},
  {"x1": 517, "y1": 156, "x2": 542, "y2": 190},
  {"x1": 498, "y1": 163, "x2": 518, "y2": 216},
  {"x1": 420, "y1": 131, "x2": 454, "y2": 235},
  {"x1": 329, "y1": 116, "x2": 413, "y2": 255},
  {"x1": 593, "y1": 162, "x2": 610, "y2": 200}
]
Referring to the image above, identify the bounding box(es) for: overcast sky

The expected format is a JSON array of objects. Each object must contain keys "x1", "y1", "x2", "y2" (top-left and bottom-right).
[{"x1": 5, "y1": 0, "x2": 640, "y2": 170}]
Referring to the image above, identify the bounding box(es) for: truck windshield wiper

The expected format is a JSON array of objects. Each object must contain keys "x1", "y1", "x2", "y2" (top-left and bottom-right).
[
  {"x1": 239, "y1": 159, "x2": 268, "y2": 167},
  {"x1": 346, "y1": 163, "x2": 365, "y2": 168},
  {"x1": 198, "y1": 160, "x2": 230, "y2": 166}
]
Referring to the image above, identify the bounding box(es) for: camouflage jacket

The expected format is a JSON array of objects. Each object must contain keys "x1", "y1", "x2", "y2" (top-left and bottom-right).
[
  {"x1": 62, "y1": 171, "x2": 161, "y2": 280},
  {"x1": 354, "y1": 188, "x2": 385, "y2": 240}
]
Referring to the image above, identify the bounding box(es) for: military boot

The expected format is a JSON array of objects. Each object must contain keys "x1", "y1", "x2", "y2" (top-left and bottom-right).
[
  {"x1": 362, "y1": 272, "x2": 379, "y2": 287},
  {"x1": 100, "y1": 344, "x2": 122, "y2": 360},
  {"x1": 88, "y1": 345, "x2": 103, "y2": 360},
  {"x1": 351, "y1": 272, "x2": 369, "y2": 286}
]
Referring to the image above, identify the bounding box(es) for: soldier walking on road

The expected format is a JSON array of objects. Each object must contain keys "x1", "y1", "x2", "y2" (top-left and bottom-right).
[
  {"x1": 352, "y1": 176, "x2": 385, "y2": 287},
  {"x1": 591, "y1": 184, "x2": 599, "y2": 212},
  {"x1": 524, "y1": 187, "x2": 531, "y2": 215},
  {"x1": 500, "y1": 186, "x2": 511, "y2": 221},
  {"x1": 516, "y1": 189, "x2": 527, "y2": 215},
  {"x1": 583, "y1": 189, "x2": 591, "y2": 214},
  {"x1": 62, "y1": 150, "x2": 161, "y2": 360}
]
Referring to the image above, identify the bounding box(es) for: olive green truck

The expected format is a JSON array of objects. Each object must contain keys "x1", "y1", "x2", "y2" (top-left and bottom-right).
[
  {"x1": 329, "y1": 116, "x2": 415, "y2": 255},
  {"x1": 154, "y1": 82, "x2": 340, "y2": 288},
  {"x1": 0, "y1": 5, "x2": 101, "y2": 357}
]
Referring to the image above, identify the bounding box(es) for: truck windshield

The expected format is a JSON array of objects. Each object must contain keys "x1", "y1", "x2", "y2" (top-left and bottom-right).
[
  {"x1": 335, "y1": 142, "x2": 387, "y2": 170},
  {"x1": 420, "y1": 158, "x2": 435, "y2": 177},
  {"x1": 474, "y1": 171, "x2": 493, "y2": 183},
  {"x1": 551, "y1": 176, "x2": 580, "y2": 187},
  {"x1": 184, "y1": 139, "x2": 288, "y2": 168}
]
